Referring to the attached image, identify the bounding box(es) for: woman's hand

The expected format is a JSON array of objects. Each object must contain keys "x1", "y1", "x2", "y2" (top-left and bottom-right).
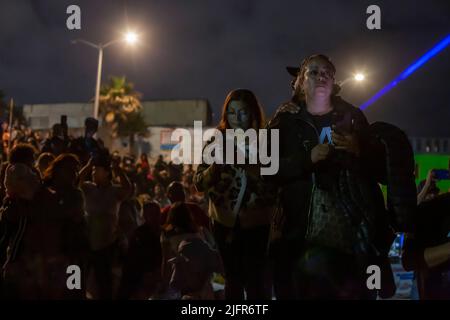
[
  {"x1": 332, "y1": 130, "x2": 360, "y2": 156},
  {"x1": 418, "y1": 169, "x2": 437, "y2": 205},
  {"x1": 278, "y1": 102, "x2": 300, "y2": 114},
  {"x1": 424, "y1": 169, "x2": 436, "y2": 187},
  {"x1": 311, "y1": 144, "x2": 330, "y2": 164}
]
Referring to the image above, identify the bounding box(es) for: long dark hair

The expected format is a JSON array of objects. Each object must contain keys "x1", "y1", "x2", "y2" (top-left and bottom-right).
[{"x1": 217, "y1": 89, "x2": 265, "y2": 130}]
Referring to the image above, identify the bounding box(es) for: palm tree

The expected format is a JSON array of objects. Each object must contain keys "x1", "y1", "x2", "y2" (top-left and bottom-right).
[
  {"x1": 116, "y1": 107, "x2": 148, "y2": 155},
  {"x1": 99, "y1": 76, "x2": 148, "y2": 154}
]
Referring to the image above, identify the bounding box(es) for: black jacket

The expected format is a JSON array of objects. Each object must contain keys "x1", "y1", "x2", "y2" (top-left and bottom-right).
[{"x1": 266, "y1": 97, "x2": 393, "y2": 260}]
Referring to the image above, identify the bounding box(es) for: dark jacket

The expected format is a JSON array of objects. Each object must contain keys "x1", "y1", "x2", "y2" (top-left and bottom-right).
[
  {"x1": 42, "y1": 136, "x2": 70, "y2": 156},
  {"x1": 0, "y1": 197, "x2": 33, "y2": 268},
  {"x1": 365, "y1": 122, "x2": 417, "y2": 233},
  {"x1": 0, "y1": 187, "x2": 85, "y2": 299},
  {"x1": 266, "y1": 97, "x2": 385, "y2": 253},
  {"x1": 266, "y1": 97, "x2": 401, "y2": 298},
  {"x1": 69, "y1": 136, "x2": 101, "y2": 166}
]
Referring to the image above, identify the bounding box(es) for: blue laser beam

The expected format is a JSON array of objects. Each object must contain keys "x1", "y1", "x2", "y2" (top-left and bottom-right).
[{"x1": 360, "y1": 34, "x2": 450, "y2": 110}]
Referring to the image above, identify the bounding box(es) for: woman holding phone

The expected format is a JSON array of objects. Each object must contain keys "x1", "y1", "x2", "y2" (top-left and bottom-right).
[
  {"x1": 267, "y1": 54, "x2": 395, "y2": 299},
  {"x1": 194, "y1": 89, "x2": 275, "y2": 300}
]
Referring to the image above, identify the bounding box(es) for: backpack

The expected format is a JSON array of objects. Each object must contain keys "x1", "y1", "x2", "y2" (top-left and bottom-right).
[{"x1": 365, "y1": 122, "x2": 417, "y2": 233}]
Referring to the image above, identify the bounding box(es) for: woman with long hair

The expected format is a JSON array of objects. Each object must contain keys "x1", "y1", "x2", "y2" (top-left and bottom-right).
[{"x1": 194, "y1": 89, "x2": 275, "y2": 300}]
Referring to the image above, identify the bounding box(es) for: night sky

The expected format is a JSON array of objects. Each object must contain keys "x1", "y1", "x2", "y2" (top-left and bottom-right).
[{"x1": 1, "y1": 0, "x2": 449, "y2": 136}]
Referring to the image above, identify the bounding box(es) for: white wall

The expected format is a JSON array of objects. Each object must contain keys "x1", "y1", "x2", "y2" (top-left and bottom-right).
[
  {"x1": 23, "y1": 103, "x2": 94, "y2": 130},
  {"x1": 109, "y1": 126, "x2": 214, "y2": 162}
]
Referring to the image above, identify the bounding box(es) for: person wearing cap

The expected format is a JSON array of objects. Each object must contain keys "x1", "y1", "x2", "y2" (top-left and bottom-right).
[
  {"x1": 69, "y1": 117, "x2": 102, "y2": 166},
  {"x1": 266, "y1": 54, "x2": 392, "y2": 299}
]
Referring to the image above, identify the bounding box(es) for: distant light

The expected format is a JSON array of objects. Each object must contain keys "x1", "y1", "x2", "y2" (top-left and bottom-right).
[
  {"x1": 125, "y1": 32, "x2": 138, "y2": 44},
  {"x1": 354, "y1": 73, "x2": 365, "y2": 81},
  {"x1": 360, "y1": 33, "x2": 450, "y2": 110}
]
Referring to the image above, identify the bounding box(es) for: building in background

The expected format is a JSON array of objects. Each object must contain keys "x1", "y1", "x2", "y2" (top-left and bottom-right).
[
  {"x1": 409, "y1": 137, "x2": 450, "y2": 154},
  {"x1": 23, "y1": 99, "x2": 213, "y2": 160},
  {"x1": 408, "y1": 137, "x2": 450, "y2": 191}
]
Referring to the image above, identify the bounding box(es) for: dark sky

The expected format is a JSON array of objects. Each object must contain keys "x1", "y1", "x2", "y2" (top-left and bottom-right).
[{"x1": 1, "y1": 0, "x2": 449, "y2": 136}]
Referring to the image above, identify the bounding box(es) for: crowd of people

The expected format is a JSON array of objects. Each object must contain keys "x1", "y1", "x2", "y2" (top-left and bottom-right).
[
  {"x1": 0, "y1": 53, "x2": 449, "y2": 300},
  {"x1": 0, "y1": 117, "x2": 213, "y2": 300}
]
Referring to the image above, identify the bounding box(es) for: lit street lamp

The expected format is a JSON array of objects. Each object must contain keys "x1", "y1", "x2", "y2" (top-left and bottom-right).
[
  {"x1": 125, "y1": 32, "x2": 138, "y2": 45},
  {"x1": 339, "y1": 72, "x2": 366, "y2": 87},
  {"x1": 354, "y1": 73, "x2": 365, "y2": 81},
  {"x1": 72, "y1": 32, "x2": 139, "y2": 119}
]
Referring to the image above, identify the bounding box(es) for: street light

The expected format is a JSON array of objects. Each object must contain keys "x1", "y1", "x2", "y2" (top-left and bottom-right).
[
  {"x1": 72, "y1": 31, "x2": 139, "y2": 119},
  {"x1": 354, "y1": 73, "x2": 365, "y2": 81},
  {"x1": 125, "y1": 32, "x2": 138, "y2": 45},
  {"x1": 339, "y1": 72, "x2": 366, "y2": 87}
]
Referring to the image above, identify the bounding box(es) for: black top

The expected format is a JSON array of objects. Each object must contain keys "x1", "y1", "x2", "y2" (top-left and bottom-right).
[
  {"x1": 309, "y1": 111, "x2": 333, "y2": 145},
  {"x1": 309, "y1": 110, "x2": 340, "y2": 190},
  {"x1": 69, "y1": 136, "x2": 101, "y2": 165},
  {"x1": 412, "y1": 193, "x2": 450, "y2": 299},
  {"x1": 416, "y1": 194, "x2": 450, "y2": 249}
]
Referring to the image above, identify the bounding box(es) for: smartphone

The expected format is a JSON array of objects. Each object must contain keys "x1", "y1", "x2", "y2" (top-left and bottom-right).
[{"x1": 433, "y1": 169, "x2": 449, "y2": 180}]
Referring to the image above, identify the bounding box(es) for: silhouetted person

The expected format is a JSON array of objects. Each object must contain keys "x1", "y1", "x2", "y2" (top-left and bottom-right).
[
  {"x1": 160, "y1": 182, "x2": 210, "y2": 230},
  {"x1": 69, "y1": 117, "x2": 102, "y2": 166},
  {"x1": 42, "y1": 124, "x2": 70, "y2": 156},
  {"x1": 35, "y1": 152, "x2": 55, "y2": 179},
  {"x1": 80, "y1": 150, "x2": 132, "y2": 299},
  {"x1": 118, "y1": 201, "x2": 162, "y2": 299},
  {"x1": 0, "y1": 143, "x2": 38, "y2": 204},
  {"x1": 43, "y1": 154, "x2": 89, "y2": 299}
]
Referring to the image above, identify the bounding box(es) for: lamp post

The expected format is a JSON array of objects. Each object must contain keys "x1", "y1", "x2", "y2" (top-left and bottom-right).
[
  {"x1": 339, "y1": 73, "x2": 365, "y2": 87},
  {"x1": 72, "y1": 32, "x2": 138, "y2": 119}
]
